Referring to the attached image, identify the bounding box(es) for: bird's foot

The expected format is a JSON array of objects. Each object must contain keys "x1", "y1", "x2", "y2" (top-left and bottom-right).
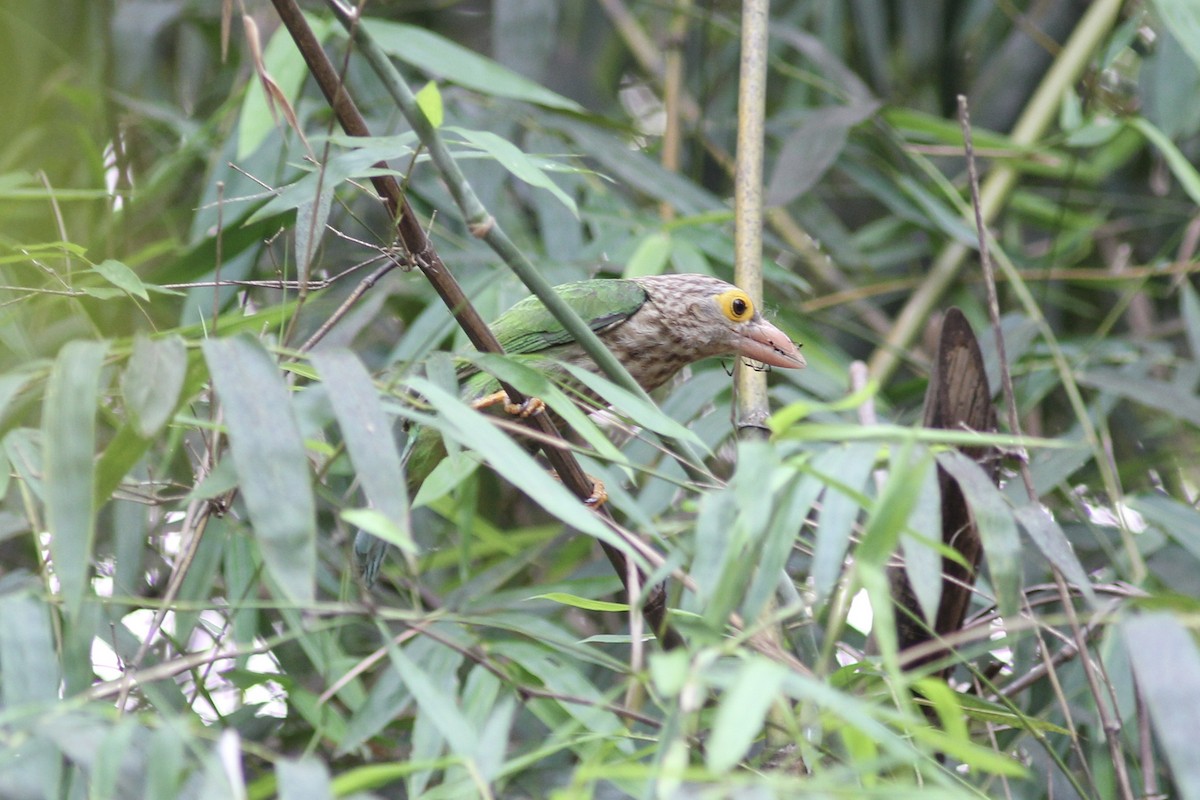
[
  {"x1": 471, "y1": 391, "x2": 546, "y2": 419},
  {"x1": 584, "y1": 477, "x2": 608, "y2": 507},
  {"x1": 549, "y1": 471, "x2": 608, "y2": 508}
]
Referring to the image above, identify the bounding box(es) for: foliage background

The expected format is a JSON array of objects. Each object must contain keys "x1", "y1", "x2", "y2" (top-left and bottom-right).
[{"x1": 2, "y1": 0, "x2": 1200, "y2": 798}]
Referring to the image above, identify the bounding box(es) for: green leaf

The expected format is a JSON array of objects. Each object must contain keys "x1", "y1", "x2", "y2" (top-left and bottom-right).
[
  {"x1": 1183, "y1": 281, "x2": 1200, "y2": 360},
  {"x1": 43, "y1": 339, "x2": 107, "y2": 618},
  {"x1": 937, "y1": 450, "x2": 1020, "y2": 619},
  {"x1": 0, "y1": 593, "x2": 59, "y2": 705},
  {"x1": 203, "y1": 335, "x2": 316, "y2": 604},
  {"x1": 386, "y1": 642, "x2": 477, "y2": 755},
  {"x1": 406, "y1": 379, "x2": 629, "y2": 552},
  {"x1": 121, "y1": 334, "x2": 187, "y2": 437},
  {"x1": 1123, "y1": 612, "x2": 1200, "y2": 800},
  {"x1": 364, "y1": 20, "x2": 582, "y2": 112},
  {"x1": 810, "y1": 443, "x2": 878, "y2": 601},
  {"x1": 706, "y1": 657, "x2": 788, "y2": 773},
  {"x1": 1079, "y1": 367, "x2": 1200, "y2": 428},
  {"x1": 766, "y1": 101, "x2": 879, "y2": 207},
  {"x1": 415, "y1": 80, "x2": 444, "y2": 128},
  {"x1": 529, "y1": 592, "x2": 629, "y2": 612},
  {"x1": 557, "y1": 362, "x2": 708, "y2": 452},
  {"x1": 908, "y1": 726, "x2": 1027, "y2": 777},
  {"x1": 1129, "y1": 116, "x2": 1200, "y2": 205},
  {"x1": 623, "y1": 231, "x2": 672, "y2": 279},
  {"x1": 294, "y1": 187, "x2": 332, "y2": 276},
  {"x1": 447, "y1": 126, "x2": 577, "y2": 216},
  {"x1": 311, "y1": 349, "x2": 411, "y2": 548},
  {"x1": 899, "y1": 459, "x2": 943, "y2": 625},
  {"x1": 92, "y1": 259, "x2": 149, "y2": 300},
  {"x1": 1013, "y1": 505, "x2": 1097, "y2": 606},
  {"x1": 468, "y1": 353, "x2": 627, "y2": 471},
  {"x1": 341, "y1": 508, "x2": 415, "y2": 555},
  {"x1": 1150, "y1": 0, "x2": 1200, "y2": 74},
  {"x1": 276, "y1": 757, "x2": 334, "y2": 800}
]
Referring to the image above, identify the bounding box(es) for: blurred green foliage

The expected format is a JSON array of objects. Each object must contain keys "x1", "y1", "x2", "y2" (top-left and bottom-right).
[{"x1": 2, "y1": 1, "x2": 1200, "y2": 798}]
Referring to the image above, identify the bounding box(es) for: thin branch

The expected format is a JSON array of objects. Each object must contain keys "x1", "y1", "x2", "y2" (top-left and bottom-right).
[
  {"x1": 958, "y1": 95, "x2": 1135, "y2": 800},
  {"x1": 272, "y1": 0, "x2": 684, "y2": 648},
  {"x1": 868, "y1": 0, "x2": 1125, "y2": 384}
]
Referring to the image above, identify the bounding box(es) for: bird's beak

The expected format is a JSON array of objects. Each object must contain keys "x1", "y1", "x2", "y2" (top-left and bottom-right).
[{"x1": 736, "y1": 319, "x2": 806, "y2": 369}]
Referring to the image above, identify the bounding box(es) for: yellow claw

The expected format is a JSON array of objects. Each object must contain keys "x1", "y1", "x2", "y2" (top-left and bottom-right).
[
  {"x1": 549, "y1": 470, "x2": 607, "y2": 508},
  {"x1": 471, "y1": 391, "x2": 545, "y2": 418},
  {"x1": 584, "y1": 477, "x2": 608, "y2": 508}
]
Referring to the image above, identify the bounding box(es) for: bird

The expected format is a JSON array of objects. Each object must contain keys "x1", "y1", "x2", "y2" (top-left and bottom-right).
[{"x1": 356, "y1": 272, "x2": 806, "y2": 585}]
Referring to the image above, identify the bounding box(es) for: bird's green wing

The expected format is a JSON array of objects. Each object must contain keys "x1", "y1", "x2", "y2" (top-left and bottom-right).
[{"x1": 489, "y1": 279, "x2": 648, "y2": 355}]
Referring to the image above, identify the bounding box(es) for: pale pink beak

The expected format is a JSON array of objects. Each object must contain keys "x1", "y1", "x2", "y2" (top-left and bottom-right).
[{"x1": 737, "y1": 319, "x2": 806, "y2": 369}]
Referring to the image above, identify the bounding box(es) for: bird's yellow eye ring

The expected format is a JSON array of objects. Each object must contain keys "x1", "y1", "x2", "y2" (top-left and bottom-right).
[{"x1": 716, "y1": 289, "x2": 755, "y2": 322}]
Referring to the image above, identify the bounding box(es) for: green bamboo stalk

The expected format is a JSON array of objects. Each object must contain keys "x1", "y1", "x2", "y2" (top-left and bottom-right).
[{"x1": 733, "y1": 0, "x2": 772, "y2": 438}]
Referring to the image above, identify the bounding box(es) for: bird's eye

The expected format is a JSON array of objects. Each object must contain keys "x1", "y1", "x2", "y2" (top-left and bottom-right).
[{"x1": 716, "y1": 289, "x2": 754, "y2": 321}]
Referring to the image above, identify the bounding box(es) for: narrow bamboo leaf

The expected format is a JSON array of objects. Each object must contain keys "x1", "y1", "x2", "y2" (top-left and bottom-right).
[
  {"x1": 474, "y1": 698, "x2": 516, "y2": 782},
  {"x1": 780, "y1": 671, "x2": 920, "y2": 765},
  {"x1": 1130, "y1": 116, "x2": 1200, "y2": 205},
  {"x1": 277, "y1": 757, "x2": 334, "y2": 800},
  {"x1": 1183, "y1": 281, "x2": 1200, "y2": 361},
  {"x1": 43, "y1": 339, "x2": 107, "y2": 618},
  {"x1": 203, "y1": 336, "x2": 316, "y2": 604},
  {"x1": 405, "y1": 378, "x2": 623, "y2": 551},
  {"x1": 248, "y1": 149, "x2": 385, "y2": 223},
  {"x1": 448, "y1": 126, "x2": 577, "y2": 216},
  {"x1": 900, "y1": 458, "x2": 943, "y2": 624},
  {"x1": 688, "y1": 489, "x2": 738, "y2": 616},
  {"x1": 895, "y1": 174, "x2": 979, "y2": 245},
  {"x1": 856, "y1": 444, "x2": 932, "y2": 568},
  {"x1": 766, "y1": 102, "x2": 879, "y2": 207},
  {"x1": 741, "y1": 468, "x2": 825, "y2": 622},
  {"x1": 706, "y1": 658, "x2": 788, "y2": 773},
  {"x1": 810, "y1": 443, "x2": 878, "y2": 601},
  {"x1": 294, "y1": 186, "x2": 332, "y2": 276},
  {"x1": 468, "y1": 353, "x2": 627, "y2": 469},
  {"x1": 937, "y1": 450, "x2": 1020, "y2": 619},
  {"x1": 1079, "y1": 367, "x2": 1200, "y2": 427},
  {"x1": 1013, "y1": 505, "x2": 1097, "y2": 605},
  {"x1": 908, "y1": 726, "x2": 1027, "y2": 777},
  {"x1": 121, "y1": 333, "x2": 186, "y2": 437},
  {"x1": 913, "y1": 678, "x2": 968, "y2": 741},
  {"x1": 311, "y1": 349, "x2": 410, "y2": 547},
  {"x1": 491, "y1": 640, "x2": 624, "y2": 736},
  {"x1": 144, "y1": 726, "x2": 185, "y2": 800},
  {"x1": 1123, "y1": 612, "x2": 1200, "y2": 800},
  {"x1": 341, "y1": 508, "x2": 415, "y2": 555},
  {"x1": 92, "y1": 259, "x2": 149, "y2": 300},
  {"x1": 558, "y1": 363, "x2": 707, "y2": 452},
  {"x1": 365, "y1": 20, "x2": 582, "y2": 111},
  {"x1": 93, "y1": 423, "x2": 152, "y2": 508},
  {"x1": 529, "y1": 593, "x2": 629, "y2": 612},
  {"x1": 0, "y1": 371, "x2": 34, "y2": 425},
  {"x1": 386, "y1": 644, "x2": 477, "y2": 754},
  {"x1": 623, "y1": 231, "x2": 672, "y2": 278},
  {"x1": 0, "y1": 594, "x2": 58, "y2": 706},
  {"x1": 1128, "y1": 493, "x2": 1200, "y2": 563},
  {"x1": 90, "y1": 721, "x2": 139, "y2": 800},
  {"x1": 1154, "y1": 0, "x2": 1200, "y2": 59}
]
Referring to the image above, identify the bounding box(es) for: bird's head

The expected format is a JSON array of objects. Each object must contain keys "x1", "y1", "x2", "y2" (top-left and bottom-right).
[{"x1": 632, "y1": 274, "x2": 806, "y2": 370}]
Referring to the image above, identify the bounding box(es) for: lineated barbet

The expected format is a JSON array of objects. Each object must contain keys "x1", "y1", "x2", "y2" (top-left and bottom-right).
[{"x1": 356, "y1": 273, "x2": 806, "y2": 584}]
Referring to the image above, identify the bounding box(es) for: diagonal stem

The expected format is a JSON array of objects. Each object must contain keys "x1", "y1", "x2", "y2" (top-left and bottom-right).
[{"x1": 270, "y1": 0, "x2": 683, "y2": 648}]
